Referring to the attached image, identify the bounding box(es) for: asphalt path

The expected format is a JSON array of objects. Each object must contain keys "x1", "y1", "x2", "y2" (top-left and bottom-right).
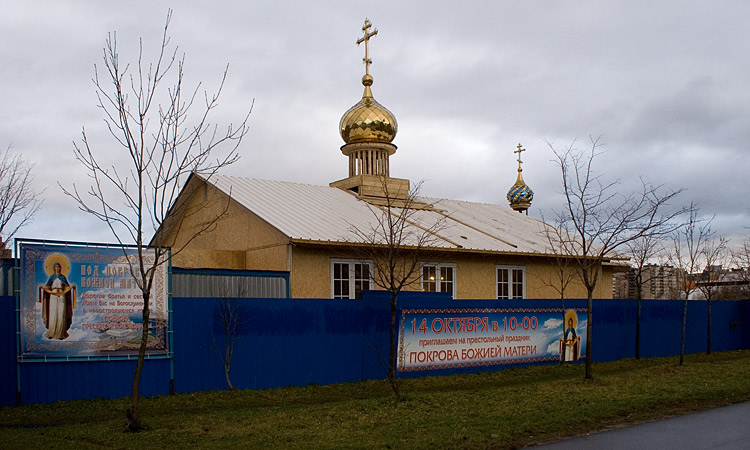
[{"x1": 526, "y1": 401, "x2": 750, "y2": 450}]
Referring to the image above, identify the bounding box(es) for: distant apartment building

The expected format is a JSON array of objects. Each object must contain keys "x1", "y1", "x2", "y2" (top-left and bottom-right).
[
  {"x1": 615, "y1": 264, "x2": 750, "y2": 300},
  {"x1": 613, "y1": 264, "x2": 683, "y2": 300},
  {"x1": 689, "y1": 265, "x2": 750, "y2": 300}
]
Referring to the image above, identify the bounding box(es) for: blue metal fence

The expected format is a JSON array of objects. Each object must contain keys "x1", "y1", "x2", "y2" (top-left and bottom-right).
[
  {"x1": 172, "y1": 296, "x2": 390, "y2": 393},
  {"x1": 1, "y1": 294, "x2": 15, "y2": 406},
  {"x1": 2, "y1": 293, "x2": 749, "y2": 406}
]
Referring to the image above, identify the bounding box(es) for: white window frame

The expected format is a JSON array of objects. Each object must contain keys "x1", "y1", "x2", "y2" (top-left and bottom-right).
[
  {"x1": 421, "y1": 263, "x2": 457, "y2": 298},
  {"x1": 496, "y1": 265, "x2": 526, "y2": 299},
  {"x1": 331, "y1": 259, "x2": 374, "y2": 299}
]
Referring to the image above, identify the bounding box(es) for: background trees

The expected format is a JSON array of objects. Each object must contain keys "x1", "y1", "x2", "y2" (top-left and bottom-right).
[
  {"x1": 695, "y1": 233, "x2": 728, "y2": 355},
  {"x1": 668, "y1": 206, "x2": 712, "y2": 365},
  {"x1": 668, "y1": 207, "x2": 728, "y2": 360},
  {"x1": 0, "y1": 145, "x2": 42, "y2": 253},
  {"x1": 64, "y1": 11, "x2": 250, "y2": 430},
  {"x1": 548, "y1": 137, "x2": 683, "y2": 379},
  {"x1": 731, "y1": 237, "x2": 750, "y2": 299},
  {"x1": 624, "y1": 235, "x2": 663, "y2": 359}
]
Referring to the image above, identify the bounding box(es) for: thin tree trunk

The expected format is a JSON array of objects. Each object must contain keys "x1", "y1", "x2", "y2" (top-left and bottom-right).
[
  {"x1": 388, "y1": 292, "x2": 401, "y2": 399},
  {"x1": 224, "y1": 364, "x2": 235, "y2": 391},
  {"x1": 224, "y1": 338, "x2": 235, "y2": 390},
  {"x1": 707, "y1": 298, "x2": 712, "y2": 355},
  {"x1": 128, "y1": 291, "x2": 150, "y2": 431},
  {"x1": 634, "y1": 274, "x2": 643, "y2": 360},
  {"x1": 560, "y1": 295, "x2": 566, "y2": 365},
  {"x1": 635, "y1": 296, "x2": 642, "y2": 360},
  {"x1": 585, "y1": 290, "x2": 593, "y2": 379},
  {"x1": 680, "y1": 297, "x2": 687, "y2": 365}
]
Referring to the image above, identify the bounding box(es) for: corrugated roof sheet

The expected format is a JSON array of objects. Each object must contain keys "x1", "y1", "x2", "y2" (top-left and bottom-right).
[{"x1": 204, "y1": 174, "x2": 558, "y2": 256}]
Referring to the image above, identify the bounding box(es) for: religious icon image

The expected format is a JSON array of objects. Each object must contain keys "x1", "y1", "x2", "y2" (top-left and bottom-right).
[
  {"x1": 559, "y1": 309, "x2": 580, "y2": 362},
  {"x1": 38, "y1": 253, "x2": 77, "y2": 340}
]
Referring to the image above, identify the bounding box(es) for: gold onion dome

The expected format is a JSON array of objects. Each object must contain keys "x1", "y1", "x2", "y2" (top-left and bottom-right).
[
  {"x1": 507, "y1": 143, "x2": 534, "y2": 213},
  {"x1": 339, "y1": 76, "x2": 398, "y2": 144},
  {"x1": 339, "y1": 19, "x2": 397, "y2": 145}
]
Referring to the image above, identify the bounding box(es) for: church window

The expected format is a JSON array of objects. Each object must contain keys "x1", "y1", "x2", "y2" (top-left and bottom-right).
[
  {"x1": 421, "y1": 263, "x2": 456, "y2": 298},
  {"x1": 331, "y1": 259, "x2": 373, "y2": 299},
  {"x1": 497, "y1": 266, "x2": 525, "y2": 299}
]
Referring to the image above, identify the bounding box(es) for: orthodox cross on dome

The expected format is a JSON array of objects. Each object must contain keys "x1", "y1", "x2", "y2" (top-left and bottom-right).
[
  {"x1": 507, "y1": 143, "x2": 534, "y2": 214},
  {"x1": 357, "y1": 19, "x2": 378, "y2": 76},
  {"x1": 514, "y1": 143, "x2": 526, "y2": 173}
]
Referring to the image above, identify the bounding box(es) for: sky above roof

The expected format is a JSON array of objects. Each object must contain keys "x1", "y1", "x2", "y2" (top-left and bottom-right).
[{"x1": 3, "y1": 0, "x2": 749, "y2": 252}]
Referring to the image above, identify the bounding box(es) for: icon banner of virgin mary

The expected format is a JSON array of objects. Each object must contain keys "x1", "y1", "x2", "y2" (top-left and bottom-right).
[
  {"x1": 559, "y1": 309, "x2": 580, "y2": 362},
  {"x1": 38, "y1": 253, "x2": 77, "y2": 340}
]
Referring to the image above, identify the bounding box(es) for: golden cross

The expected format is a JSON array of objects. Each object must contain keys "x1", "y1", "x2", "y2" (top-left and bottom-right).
[
  {"x1": 357, "y1": 19, "x2": 378, "y2": 76},
  {"x1": 514, "y1": 143, "x2": 526, "y2": 170}
]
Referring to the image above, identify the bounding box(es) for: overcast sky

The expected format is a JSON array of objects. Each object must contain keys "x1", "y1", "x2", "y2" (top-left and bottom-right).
[{"x1": 2, "y1": 0, "x2": 749, "y2": 253}]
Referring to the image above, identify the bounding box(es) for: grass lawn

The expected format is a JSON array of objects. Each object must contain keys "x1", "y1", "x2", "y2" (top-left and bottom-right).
[{"x1": 2, "y1": 350, "x2": 749, "y2": 449}]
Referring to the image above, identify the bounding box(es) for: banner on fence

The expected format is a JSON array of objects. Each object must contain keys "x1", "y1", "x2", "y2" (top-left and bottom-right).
[
  {"x1": 397, "y1": 308, "x2": 587, "y2": 372},
  {"x1": 18, "y1": 241, "x2": 169, "y2": 359}
]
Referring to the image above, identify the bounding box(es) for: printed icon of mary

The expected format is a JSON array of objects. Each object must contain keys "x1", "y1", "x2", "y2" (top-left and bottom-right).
[
  {"x1": 38, "y1": 253, "x2": 77, "y2": 340},
  {"x1": 559, "y1": 309, "x2": 580, "y2": 362}
]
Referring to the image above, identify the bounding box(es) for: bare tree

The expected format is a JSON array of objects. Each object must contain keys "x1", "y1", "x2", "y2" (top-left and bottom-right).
[
  {"x1": 731, "y1": 236, "x2": 750, "y2": 299},
  {"x1": 63, "y1": 11, "x2": 250, "y2": 430},
  {"x1": 695, "y1": 234, "x2": 728, "y2": 355},
  {"x1": 548, "y1": 137, "x2": 683, "y2": 379},
  {"x1": 624, "y1": 234, "x2": 664, "y2": 359},
  {"x1": 350, "y1": 178, "x2": 444, "y2": 399},
  {"x1": 539, "y1": 215, "x2": 577, "y2": 362},
  {"x1": 208, "y1": 284, "x2": 250, "y2": 391},
  {"x1": 0, "y1": 145, "x2": 42, "y2": 252},
  {"x1": 668, "y1": 206, "x2": 712, "y2": 365},
  {"x1": 211, "y1": 299, "x2": 244, "y2": 391}
]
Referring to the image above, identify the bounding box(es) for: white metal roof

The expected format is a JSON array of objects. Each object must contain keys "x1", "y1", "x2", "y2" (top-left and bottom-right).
[{"x1": 204, "y1": 174, "x2": 559, "y2": 256}]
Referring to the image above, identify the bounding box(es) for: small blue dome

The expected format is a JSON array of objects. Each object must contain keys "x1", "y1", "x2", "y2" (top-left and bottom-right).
[{"x1": 507, "y1": 176, "x2": 533, "y2": 212}]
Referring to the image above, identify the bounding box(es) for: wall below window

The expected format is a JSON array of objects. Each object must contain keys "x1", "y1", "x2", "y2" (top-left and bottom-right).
[{"x1": 288, "y1": 249, "x2": 618, "y2": 300}]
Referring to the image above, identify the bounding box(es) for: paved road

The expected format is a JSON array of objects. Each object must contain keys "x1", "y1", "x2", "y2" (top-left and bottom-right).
[{"x1": 526, "y1": 402, "x2": 750, "y2": 450}]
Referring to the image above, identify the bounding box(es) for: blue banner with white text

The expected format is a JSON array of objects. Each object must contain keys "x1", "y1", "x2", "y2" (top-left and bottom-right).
[{"x1": 397, "y1": 307, "x2": 586, "y2": 371}]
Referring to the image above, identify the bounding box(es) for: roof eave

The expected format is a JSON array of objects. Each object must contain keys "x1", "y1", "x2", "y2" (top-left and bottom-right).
[{"x1": 288, "y1": 238, "x2": 621, "y2": 261}]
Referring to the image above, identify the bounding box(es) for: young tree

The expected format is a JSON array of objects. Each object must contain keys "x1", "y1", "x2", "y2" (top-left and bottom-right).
[
  {"x1": 349, "y1": 178, "x2": 444, "y2": 399},
  {"x1": 624, "y1": 234, "x2": 663, "y2": 359},
  {"x1": 731, "y1": 236, "x2": 750, "y2": 299},
  {"x1": 208, "y1": 284, "x2": 250, "y2": 391},
  {"x1": 539, "y1": 214, "x2": 578, "y2": 362},
  {"x1": 695, "y1": 234, "x2": 728, "y2": 355},
  {"x1": 211, "y1": 299, "x2": 244, "y2": 391},
  {"x1": 0, "y1": 145, "x2": 42, "y2": 253},
  {"x1": 668, "y1": 206, "x2": 713, "y2": 365},
  {"x1": 63, "y1": 11, "x2": 250, "y2": 430},
  {"x1": 548, "y1": 137, "x2": 683, "y2": 379}
]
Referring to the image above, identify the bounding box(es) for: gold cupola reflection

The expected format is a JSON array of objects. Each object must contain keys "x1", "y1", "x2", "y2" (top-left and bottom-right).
[
  {"x1": 331, "y1": 19, "x2": 410, "y2": 204},
  {"x1": 339, "y1": 77, "x2": 398, "y2": 144}
]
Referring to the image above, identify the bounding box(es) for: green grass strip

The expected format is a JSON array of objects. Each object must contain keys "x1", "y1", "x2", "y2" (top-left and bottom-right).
[{"x1": 2, "y1": 350, "x2": 749, "y2": 449}]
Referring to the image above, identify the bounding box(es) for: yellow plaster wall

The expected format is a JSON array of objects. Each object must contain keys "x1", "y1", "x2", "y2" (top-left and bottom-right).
[
  {"x1": 449, "y1": 254, "x2": 611, "y2": 300},
  {"x1": 166, "y1": 181, "x2": 290, "y2": 271},
  {"x1": 287, "y1": 246, "x2": 614, "y2": 300},
  {"x1": 600, "y1": 265, "x2": 616, "y2": 299},
  {"x1": 524, "y1": 260, "x2": 614, "y2": 299},
  {"x1": 289, "y1": 246, "x2": 332, "y2": 298}
]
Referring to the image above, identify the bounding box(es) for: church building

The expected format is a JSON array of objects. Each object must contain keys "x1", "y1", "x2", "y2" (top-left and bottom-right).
[{"x1": 156, "y1": 20, "x2": 619, "y2": 300}]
